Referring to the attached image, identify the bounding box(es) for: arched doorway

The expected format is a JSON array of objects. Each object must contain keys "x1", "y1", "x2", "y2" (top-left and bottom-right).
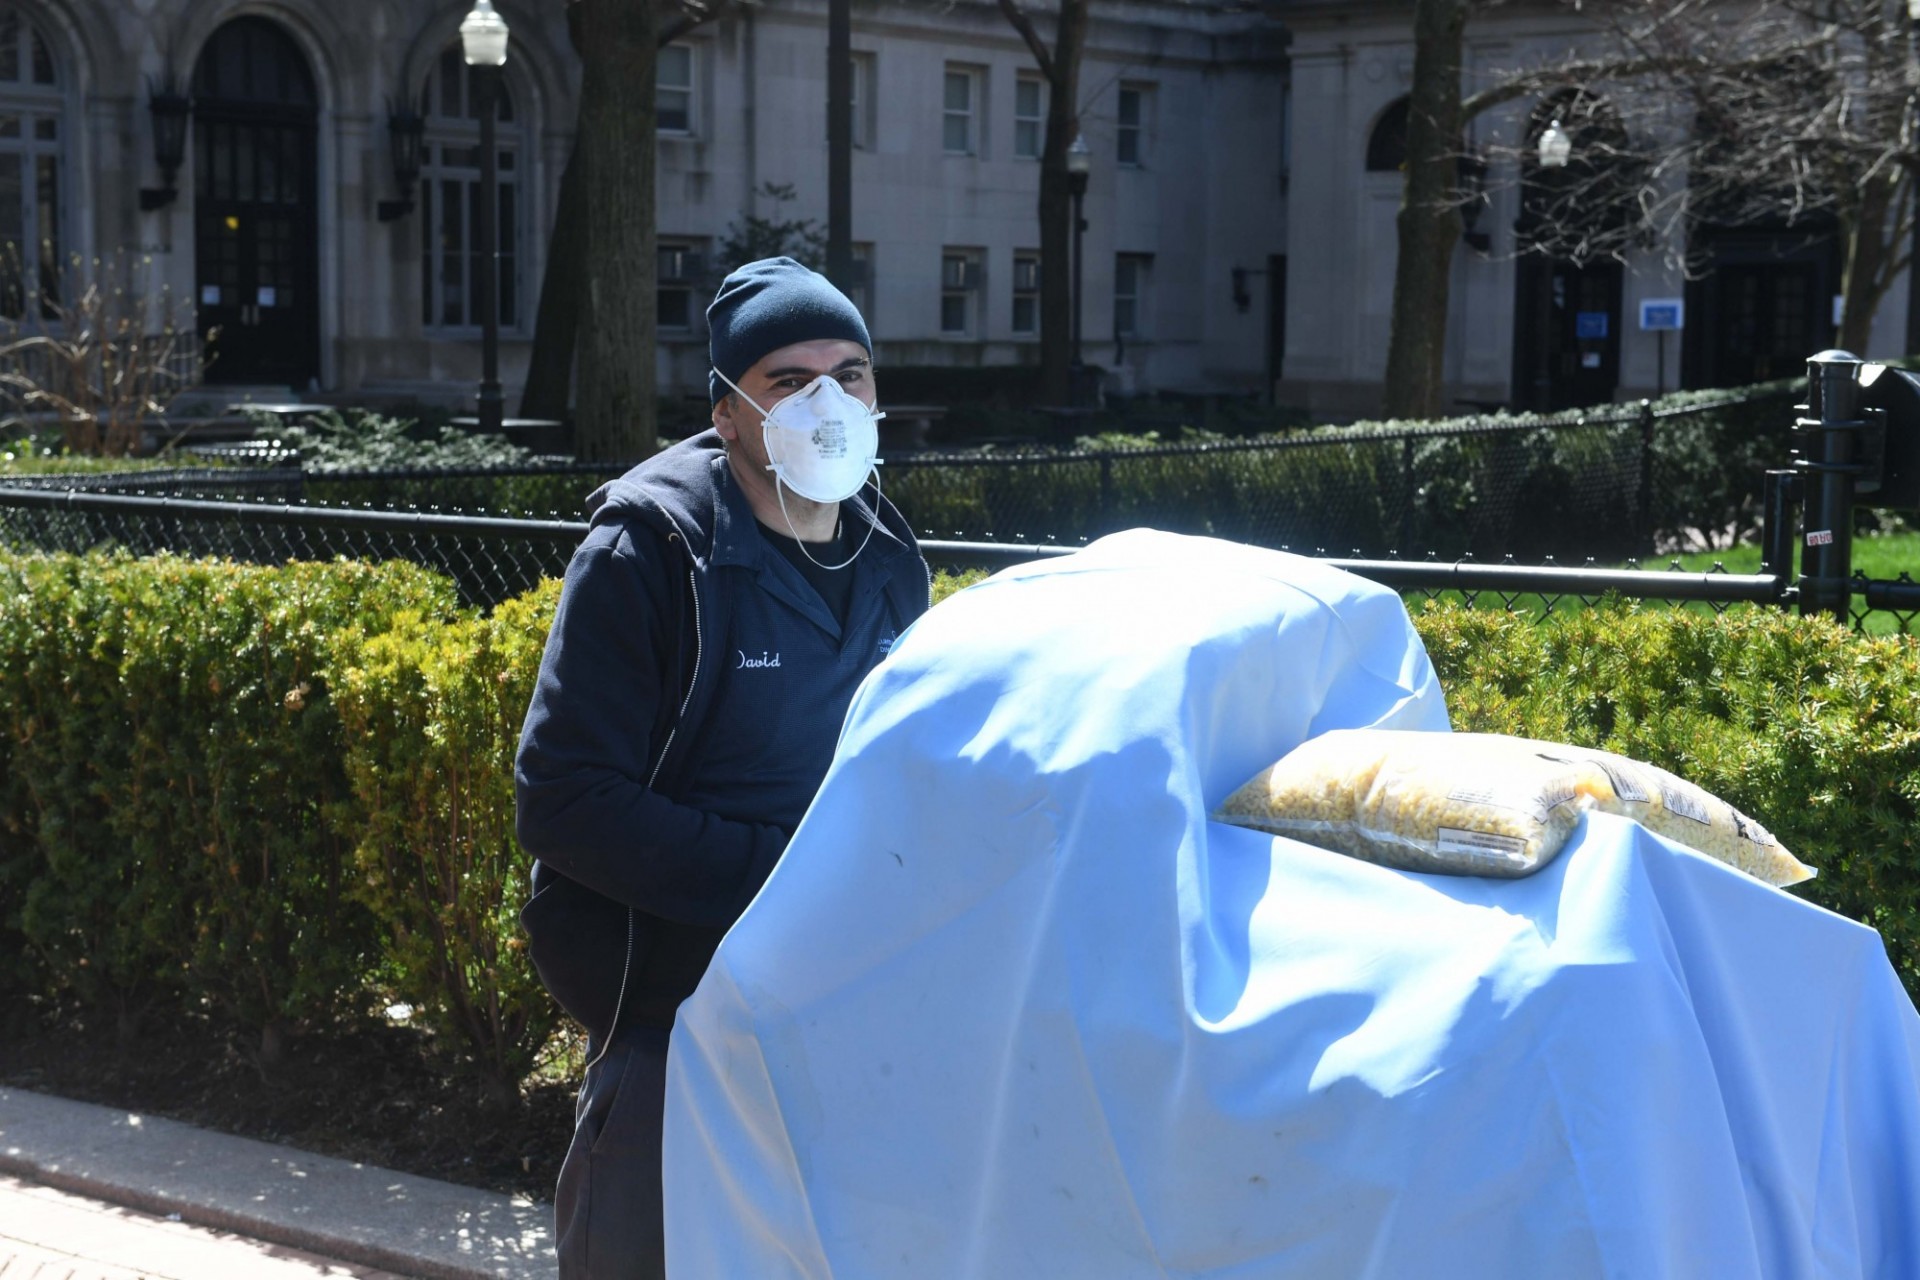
[
  {"x1": 191, "y1": 17, "x2": 319, "y2": 388},
  {"x1": 1511, "y1": 93, "x2": 1636, "y2": 412}
]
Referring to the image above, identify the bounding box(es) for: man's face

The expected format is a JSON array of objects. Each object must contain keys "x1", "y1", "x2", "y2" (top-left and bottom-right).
[{"x1": 712, "y1": 339, "x2": 875, "y2": 470}]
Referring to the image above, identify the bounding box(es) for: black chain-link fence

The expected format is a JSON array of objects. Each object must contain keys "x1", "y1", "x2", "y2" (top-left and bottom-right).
[
  {"x1": 0, "y1": 484, "x2": 1792, "y2": 617},
  {"x1": 6, "y1": 387, "x2": 1794, "y2": 556},
  {"x1": 0, "y1": 487, "x2": 579, "y2": 608},
  {"x1": 4, "y1": 379, "x2": 1913, "y2": 625}
]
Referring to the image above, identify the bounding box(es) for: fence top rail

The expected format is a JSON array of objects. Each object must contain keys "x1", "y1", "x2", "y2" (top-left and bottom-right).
[
  {"x1": 0, "y1": 483, "x2": 1795, "y2": 606},
  {"x1": 0, "y1": 482, "x2": 590, "y2": 542},
  {"x1": 1322, "y1": 557, "x2": 1786, "y2": 603}
]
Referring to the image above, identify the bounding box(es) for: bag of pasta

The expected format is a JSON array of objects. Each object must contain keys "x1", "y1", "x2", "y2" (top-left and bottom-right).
[{"x1": 1214, "y1": 729, "x2": 1815, "y2": 887}]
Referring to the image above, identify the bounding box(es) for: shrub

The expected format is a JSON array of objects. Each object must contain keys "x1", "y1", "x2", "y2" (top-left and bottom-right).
[
  {"x1": 1415, "y1": 599, "x2": 1920, "y2": 1002},
  {"x1": 6, "y1": 547, "x2": 1914, "y2": 1088},
  {"x1": 331, "y1": 579, "x2": 565, "y2": 1102},
  {"x1": 0, "y1": 552, "x2": 457, "y2": 1050},
  {"x1": 251, "y1": 407, "x2": 533, "y2": 472}
]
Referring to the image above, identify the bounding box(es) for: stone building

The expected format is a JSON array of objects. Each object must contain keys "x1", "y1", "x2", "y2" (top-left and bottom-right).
[
  {"x1": 14, "y1": 0, "x2": 1289, "y2": 409},
  {"x1": 1278, "y1": 0, "x2": 1913, "y2": 419}
]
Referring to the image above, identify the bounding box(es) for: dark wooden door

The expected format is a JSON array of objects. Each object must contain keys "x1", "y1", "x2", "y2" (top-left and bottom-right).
[
  {"x1": 190, "y1": 19, "x2": 318, "y2": 388},
  {"x1": 1543, "y1": 259, "x2": 1621, "y2": 411},
  {"x1": 1681, "y1": 229, "x2": 1837, "y2": 390},
  {"x1": 1512, "y1": 255, "x2": 1622, "y2": 412},
  {"x1": 1704, "y1": 262, "x2": 1818, "y2": 386}
]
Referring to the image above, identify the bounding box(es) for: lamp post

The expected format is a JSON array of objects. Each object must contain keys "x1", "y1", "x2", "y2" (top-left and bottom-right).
[
  {"x1": 1905, "y1": 0, "x2": 1920, "y2": 353},
  {"x1": 1066, "y1": 133, "x2": 1090, "y2": 405},
  {"x1": 1530, "y1": 118, "x2": 1571, "y2": 410},
  {"x1": 461, "y1": 0, "x2": 509, "y2": 434}
]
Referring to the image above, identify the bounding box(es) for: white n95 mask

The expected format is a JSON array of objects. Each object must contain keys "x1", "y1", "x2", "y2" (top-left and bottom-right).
[{"x1": 714, "y1": 369, "x2": 884, "y2": 504}]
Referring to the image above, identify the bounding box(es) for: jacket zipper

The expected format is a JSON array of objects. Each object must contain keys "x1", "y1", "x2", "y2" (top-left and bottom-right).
[{"x1": 589, "y1": 539, "x2": 704, "y2": 1070}]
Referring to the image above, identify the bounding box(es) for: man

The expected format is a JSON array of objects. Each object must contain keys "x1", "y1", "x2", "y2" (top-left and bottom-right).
[{"x1": 515, "y1": 257, "x2": 930, "y2": 1278}]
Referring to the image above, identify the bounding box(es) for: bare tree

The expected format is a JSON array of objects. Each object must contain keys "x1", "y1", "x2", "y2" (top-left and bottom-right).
[
  {"x1": 996, "y1": 0, "x2": 1092, "y2": 407},
  {"x1": 1475, "y1": 0, "x2": 1918, "y2": 357}
]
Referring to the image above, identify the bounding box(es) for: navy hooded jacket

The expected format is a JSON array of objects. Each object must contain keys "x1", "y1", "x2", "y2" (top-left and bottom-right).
[{"x1": 515, "y1": 430, "x2": 930, "y2": 1037}]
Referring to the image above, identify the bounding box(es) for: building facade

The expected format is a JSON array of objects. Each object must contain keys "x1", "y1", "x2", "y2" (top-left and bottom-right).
[
  {"x1": 1278, "y1": 0, "x2": 1914, "y2": 420},
  {"x1": 14, "y1": 0, "x2": 1288, "y2": 410}
]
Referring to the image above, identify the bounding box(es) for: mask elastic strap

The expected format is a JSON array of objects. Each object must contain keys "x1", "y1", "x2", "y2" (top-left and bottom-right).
[
  {"x1": 774, "y1": 466, "x2": 882, "y2": 572},
  {"x1": 712, "y1": 367, "x2": 771, "y2": 420}
]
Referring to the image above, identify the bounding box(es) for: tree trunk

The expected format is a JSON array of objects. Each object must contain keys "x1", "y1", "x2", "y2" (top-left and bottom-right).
[
  {"x1": 1382, "y1": 0, "x2": 1469, "y2": 421},
  {"x1": 519, "y1": 136, "x2": 585, "y2": 422},
  {"x1": 571, "y1": 0, "x2": 658, "y2": 463},
  {"x1": 1837, "y1": 174, "x2": 1897, "y2": 357},
  {"x1": 999, "y1": 0, "x2": 1089, "y2": 408}
]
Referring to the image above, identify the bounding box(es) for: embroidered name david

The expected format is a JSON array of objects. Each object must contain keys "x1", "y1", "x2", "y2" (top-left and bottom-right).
[{"x1": 736, "y1": 650, "x2": 781, "y2": 669}]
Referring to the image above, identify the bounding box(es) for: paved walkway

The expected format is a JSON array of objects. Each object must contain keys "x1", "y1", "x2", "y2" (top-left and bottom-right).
[
  {"x1": 0, "y1": 1089, "x2": 554, "y2": 1280},
  {"x1": 0, "y1": 1173, "x2": 411, "y2": 1278}
]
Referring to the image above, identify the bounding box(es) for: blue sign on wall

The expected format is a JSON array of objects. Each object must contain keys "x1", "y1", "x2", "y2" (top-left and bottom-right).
[
  {"x1": 1638, "y1": 298, "x2": 1685, "y2": 331},
  {"x1": 1575, "y1": 311, "x2": 1610, "y2": 340}
]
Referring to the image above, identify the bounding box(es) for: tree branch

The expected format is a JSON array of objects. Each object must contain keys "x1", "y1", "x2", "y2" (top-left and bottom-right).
[
  {"x1": 996, "y1": 0, "x2": 1056, "y2": 83},
  {"x1": 658, "y1": 0, "x2": 748, "y2": 48},
  {"x1": 1461, "y1": 55, "x2": 1770, "y2": 122}
]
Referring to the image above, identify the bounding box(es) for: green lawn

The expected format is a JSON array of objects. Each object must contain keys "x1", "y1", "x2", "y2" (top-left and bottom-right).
[{"x1": 1399, "y1": 531, "x2": 1920, "y2": 636}]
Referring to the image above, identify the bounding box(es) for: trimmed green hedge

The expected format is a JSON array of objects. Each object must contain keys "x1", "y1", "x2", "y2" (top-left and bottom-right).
[
  {"x1": 1417, "y1": 599, "x2": 1920, "y2": 996},
  {"x1": 2, "y1": 555, "x2": 1914, "y2": 1099},
  {"x1": 0, "y1": 553, "x2": 459, "y2": 1052}
]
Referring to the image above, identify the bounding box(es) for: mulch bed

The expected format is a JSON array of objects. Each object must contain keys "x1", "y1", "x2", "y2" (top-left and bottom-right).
[{"x1": 0, "y1": 1002, "x2": 578, "y2": 1203}]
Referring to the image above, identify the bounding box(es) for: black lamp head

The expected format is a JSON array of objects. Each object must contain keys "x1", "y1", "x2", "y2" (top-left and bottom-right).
[
  {"x1": 378, "y1": 99, "x2": 427, "y2": 221},
  {"x1": 139, "y1": 79, "x2": 191, "y2": 211}
]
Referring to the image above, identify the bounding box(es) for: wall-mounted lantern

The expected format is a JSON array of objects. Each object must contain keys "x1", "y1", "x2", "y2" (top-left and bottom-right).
[
  {"x1": 377, "y1": 104, "x2": 426, "y2": 221},
  {"x1": 1537, "y1": 118, "x2": 1572, "y2": 170},
  {"x1": 139, "y1": 79, "x2": 191, "y2": 211}
]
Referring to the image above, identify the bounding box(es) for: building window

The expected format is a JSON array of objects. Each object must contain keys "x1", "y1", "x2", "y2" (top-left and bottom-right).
[
  {"x1": 940, "y1": 249, "x2": 981, "y2": 336},
  {"x1": 1366, "y1": 97, "x2": 1409, "y2": 172},
  {"x1": 1011, "y1": 252, "x2": 1039, "y2": 334},
  {"x1": 852, "y1": 52, "x2": 875, "y2": 149},
  {"x1": 420, "y1": 45, "x2": 522, "y2": 331},
  {"x1": 1014, "y1": 76, "x2": 1044, "y2": 159},
  {"x1": 1280, "y1": 78, "x2": 1292, "y2": 192},
  {"x1": 1114, "y1": 253, "x2": 1151, "y2": 339},
  {"x1": 847, "y1": 241, "x2": 873, "y2": 321},
  {"x1": 943, "y1": 66, "x2": 980, "y2": 155},
  {"x1": 0, "y1": 8, "x2": 64, "y2": 318},
  {"x1": 827, "y1": 52, "x2": 877, "y2": 150},
  {"x1": 658, "y1": 44, "x2": 694, "y2": 134},
  {"x1": 1117, "y1": 84, "x2": 1151, "y2": 167},
  {"x1": 656, "y1": 240, "x2": 706, "y2": 332}
]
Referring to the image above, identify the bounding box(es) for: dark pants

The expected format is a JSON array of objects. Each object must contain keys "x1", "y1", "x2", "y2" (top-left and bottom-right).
[{"x1": 556, "y1": 1025, "x2": 671, "y2": 1279}]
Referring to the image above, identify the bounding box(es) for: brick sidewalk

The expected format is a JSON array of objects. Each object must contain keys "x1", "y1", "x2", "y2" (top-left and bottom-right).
[{"x1": 0, "y1": 1175, "x2": 413, "y2": 1280}]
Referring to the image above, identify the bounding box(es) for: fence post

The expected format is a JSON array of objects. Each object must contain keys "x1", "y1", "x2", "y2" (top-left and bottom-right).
[
  {"x1": 1759, "y1": 469, "x2": 1796, "y2": 604},
  {"x1": 1398, "y1": 434, "x2": 1415, "y2": 551},
  {"x1": 1098, "y1": 453, "x2": 1113, "y2": 527},
  {"x1": 1795, "y1": 351, "x2": 1862, "y2": 622},
  {"x1": 1635, "y1": 399, "x2": 1655, "y2": 557}
]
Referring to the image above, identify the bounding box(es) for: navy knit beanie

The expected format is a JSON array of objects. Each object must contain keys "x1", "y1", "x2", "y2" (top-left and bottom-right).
[{"x1": 707, "y1": 256, "x2": 872, "y2": 404}]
